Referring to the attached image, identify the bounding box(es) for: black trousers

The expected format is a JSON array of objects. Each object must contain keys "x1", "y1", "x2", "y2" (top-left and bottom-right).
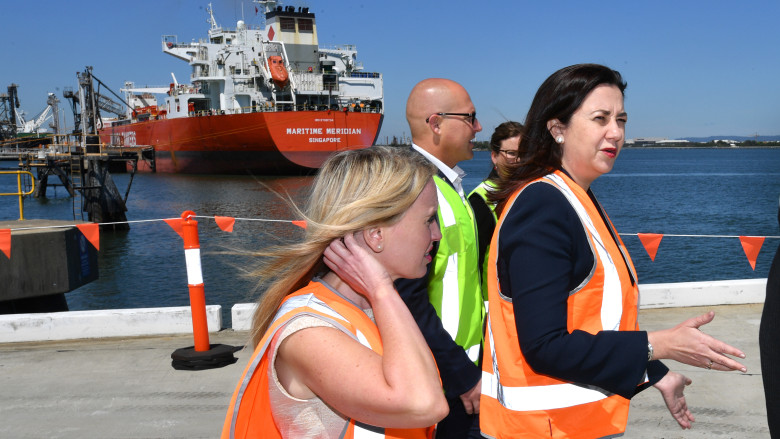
[
  {"x1": 760, "y1": 241, "x2": 780, "y2": 438},
  {"x1": 434, "y1": 395, "x2": 482, "y2": 438}
]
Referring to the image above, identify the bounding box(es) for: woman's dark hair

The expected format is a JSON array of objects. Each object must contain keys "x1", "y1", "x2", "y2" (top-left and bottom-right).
[
  {"x1": 490, "y1": 63, "x2": 626, "y2": 212},
  {"x1": 489, "y1": 121, "x2": 525, "y2": 154}
]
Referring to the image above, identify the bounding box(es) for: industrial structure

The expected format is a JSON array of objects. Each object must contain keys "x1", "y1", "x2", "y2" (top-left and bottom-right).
[{"x1": 0, "y1": 68, "x2": 152, "y2": 227}]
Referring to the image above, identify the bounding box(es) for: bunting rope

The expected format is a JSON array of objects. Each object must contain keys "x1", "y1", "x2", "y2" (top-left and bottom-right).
[
  {"x1": 5, "y1": 218, "x2": 776, "y2": 238},
  {"x1": 622, "y1": 233, "x2": 780, "y2": 239},
  {"x1": 192, "y1": 215, "x2": 295, "y2": 223},
  {"x1": 0, "y1": 214, "x2": 778, "y2": 270}
]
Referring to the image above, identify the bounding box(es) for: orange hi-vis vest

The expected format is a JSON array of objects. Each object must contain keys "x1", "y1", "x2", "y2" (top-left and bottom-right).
[
  {"x1": 480, "y1": 171, "x2": 641, "y2": 439},
  {"x1": 222, "y1": 280, "x2": 435, "y2": 439}
]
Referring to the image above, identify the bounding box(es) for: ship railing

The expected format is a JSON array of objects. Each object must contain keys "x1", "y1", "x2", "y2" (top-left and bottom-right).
[
  {"x1": 186, "y1": 103, "x2": 381, "y2": 116},
  {"x1": 162, "y1": 35, "x2": 195, "y2": 50},
  {"x1": 287, "y1": 72, "x2": 382, "y2": 93},
  {"x1": 346, "y1": 72, "x2": 381, "y2": 79}
]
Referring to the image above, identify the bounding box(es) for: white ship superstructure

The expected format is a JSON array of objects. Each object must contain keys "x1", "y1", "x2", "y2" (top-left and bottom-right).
[
  {"x1": 99, "y1": 1, "x2": 384, "y2": 174},
  {"x1": 123, "y1": 1, "x2": 383, "y2": 120}
]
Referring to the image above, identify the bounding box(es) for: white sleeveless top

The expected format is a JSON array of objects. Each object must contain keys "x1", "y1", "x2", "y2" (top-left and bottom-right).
[{"x1": 268, "y1": 309, "x2": 375, "y2": 438}]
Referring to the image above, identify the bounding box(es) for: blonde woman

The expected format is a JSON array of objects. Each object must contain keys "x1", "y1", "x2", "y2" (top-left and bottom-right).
[{"x1": 222, "y1": 146, "x2": 448, "y2": 439}]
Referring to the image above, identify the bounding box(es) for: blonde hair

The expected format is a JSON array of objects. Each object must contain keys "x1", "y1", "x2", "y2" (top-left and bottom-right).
[{"x1": 249, "y1": 146, "x2": 436, "y2": 346}]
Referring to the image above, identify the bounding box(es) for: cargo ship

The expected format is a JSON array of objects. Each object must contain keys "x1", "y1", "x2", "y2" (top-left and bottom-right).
[{"x1": 99, "y1": 1, "x2": 383, "y2": 174}]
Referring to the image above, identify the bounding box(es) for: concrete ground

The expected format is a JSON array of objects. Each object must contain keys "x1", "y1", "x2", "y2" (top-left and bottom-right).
[{"x1": 0, "y1": 303, "x2": 770, "y2": 438}]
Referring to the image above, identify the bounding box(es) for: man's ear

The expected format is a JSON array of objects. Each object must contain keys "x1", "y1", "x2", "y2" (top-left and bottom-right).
[
  {"x1": 363, "y1": 227, "x2": 383, "y2": 253},
  {"x1": 427, "y1": 114, "x2": 442, "y2": 134}
]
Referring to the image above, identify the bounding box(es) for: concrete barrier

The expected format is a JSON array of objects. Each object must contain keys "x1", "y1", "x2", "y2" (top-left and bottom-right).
[
  {"x1": 230, "y1": 279, "x2": 769, "y2": 331},
  {"x1": 639, "y1": 278, "x2": 767, "y2": 309},
  {"x1": 230, "y1": 279, "x2": 766, "y2": 331},
  {"x1": 0, "y1": 305, "x2": 222, "y2": 343},
  {"x1": 231, "y1": 303, "x2": 256, "y2": 332},
  {"x1": 0, "y1": 279, "x2": 768, "y2": 343}
]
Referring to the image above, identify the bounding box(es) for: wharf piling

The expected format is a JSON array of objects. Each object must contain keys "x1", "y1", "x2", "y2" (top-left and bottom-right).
[{"x1": 0, "y1": 219, "x2": 98, "y2": 314}]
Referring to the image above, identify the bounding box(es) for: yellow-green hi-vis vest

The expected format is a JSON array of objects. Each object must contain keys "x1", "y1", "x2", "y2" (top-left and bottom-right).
[{"x1": 429, "y1": 174, "x2": 484, "y2": 363}]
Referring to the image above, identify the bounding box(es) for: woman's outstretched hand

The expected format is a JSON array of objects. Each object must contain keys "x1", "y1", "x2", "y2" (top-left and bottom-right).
[
  {"x1": 322, "y1": 233, "x2": 394, "y2": 300},
  {"x1": 654, "y1": 371, "x2": 694, "y2": 429},
  {"x1": 649, "y1": 311, "x2": 747, "y2": 372}
]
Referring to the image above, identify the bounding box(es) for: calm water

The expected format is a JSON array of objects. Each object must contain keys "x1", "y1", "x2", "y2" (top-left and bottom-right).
[{"x1": 1, "y1": 148, "x2": 778, "y2": 326}]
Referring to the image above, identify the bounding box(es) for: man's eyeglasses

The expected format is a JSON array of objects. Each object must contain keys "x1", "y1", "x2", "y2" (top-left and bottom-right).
[
  {"x1": 426, "y1": 112, "x2": 478, "y2": 126},
  {"x1": 499, "y1": 149, "x2": 520, "y2": 159}
]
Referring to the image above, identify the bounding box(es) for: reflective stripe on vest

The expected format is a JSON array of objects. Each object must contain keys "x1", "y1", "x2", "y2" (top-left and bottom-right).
[
  {"x1": 429, "y1": 175, "x2": 483, "y2": 362},
  {"x1": 222, "y1": 281, "x2": 433, "y2": 439},
  {"x1": 546, "y1": 173, "x2": 623, "y2": 330},
  {"x1": 480, "y1": 171, "x2": 639, "y2": 439}
]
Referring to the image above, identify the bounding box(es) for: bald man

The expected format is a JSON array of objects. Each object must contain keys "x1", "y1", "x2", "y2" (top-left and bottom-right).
[{"x1": 394, "y1": 78, "x2": 484, "y2": 438}]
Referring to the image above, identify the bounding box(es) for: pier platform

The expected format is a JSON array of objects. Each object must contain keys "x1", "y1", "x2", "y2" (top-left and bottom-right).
[{"x1": 0, "y1": 303, "x2": 770, "y2": 438}]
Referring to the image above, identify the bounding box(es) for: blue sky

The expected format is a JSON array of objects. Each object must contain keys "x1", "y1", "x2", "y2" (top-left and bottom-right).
[{"x1": 3, "y1": 0, "x2": 778, "y2": 142}]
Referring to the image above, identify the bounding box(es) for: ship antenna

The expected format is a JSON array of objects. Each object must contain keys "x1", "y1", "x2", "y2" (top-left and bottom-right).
[{"x1": 207, "y1": 3, "x2": 219, "y2": 30}]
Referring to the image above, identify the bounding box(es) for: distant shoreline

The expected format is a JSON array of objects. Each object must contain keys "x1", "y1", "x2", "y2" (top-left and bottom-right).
[
  {"x1": 378, "y1": 144, "x2": 780, "y2": 151},
  {"x1": 623, "y1": 145, "x2": 780, "y2": 149},
  {"x1": 427, "y1": 145, "x2": 780, "y2": 152}
]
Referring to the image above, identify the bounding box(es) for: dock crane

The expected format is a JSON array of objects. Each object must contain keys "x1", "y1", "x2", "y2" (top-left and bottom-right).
[
  {"x1": 0, "y1": 84, "x2": 57, "y2": 148},
  {"x1": 0, "y1": 83, "x2": 20, "y2": 142},
  {"x1": 17, "y1": 101, "x2": 53, "y2": 135},
  {"x1": 63, "y1": 66, "x2": 127, "y2": 143}
]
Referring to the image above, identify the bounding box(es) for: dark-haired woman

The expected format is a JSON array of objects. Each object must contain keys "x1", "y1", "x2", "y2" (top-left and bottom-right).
[{"x1": 479, "y1": 64, "x2": 747, "y2": 439}]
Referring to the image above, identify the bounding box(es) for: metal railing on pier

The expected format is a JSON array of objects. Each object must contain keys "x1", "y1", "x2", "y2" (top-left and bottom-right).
[
  {"x1": 0, "y1": 141, "x2": 153, "y2": 168},
  {"x1": 0, "y1": 136, "x2": 152, "y2": 224},
  {"x1": 0, "y1": 170, "x2": 35, "y2": 220}
]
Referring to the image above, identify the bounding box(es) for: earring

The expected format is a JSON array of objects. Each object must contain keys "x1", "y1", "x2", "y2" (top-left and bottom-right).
[
  {"x1": 556, "y1": 136, "x2": 564, "y2": 144},
  {"x1": 377, "y1": 244, "x2": 382, "y2": 251}
]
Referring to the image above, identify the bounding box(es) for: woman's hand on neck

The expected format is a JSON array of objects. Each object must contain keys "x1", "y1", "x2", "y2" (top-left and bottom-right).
[{"x1": 322, "y1": 233, "x2": 396, "y2": 310}]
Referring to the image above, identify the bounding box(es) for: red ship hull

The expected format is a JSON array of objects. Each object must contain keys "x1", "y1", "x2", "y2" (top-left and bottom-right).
[{"x1": 98, "y1": 110, "x2": 383, "y2": 174}]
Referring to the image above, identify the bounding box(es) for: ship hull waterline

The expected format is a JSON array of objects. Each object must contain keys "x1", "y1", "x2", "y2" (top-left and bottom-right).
[{"x1": 99, "y1": 110, "x2": 383, "y2": 174}]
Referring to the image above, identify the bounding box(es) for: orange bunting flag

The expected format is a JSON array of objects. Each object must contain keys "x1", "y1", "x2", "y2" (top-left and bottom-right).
[
  {"x1": 739, "y1": 236, "x2": 765, "y2": 270},
  {"x1": 637, "y1": 233, "x2": 664, "y2": 261},
  {"x1": 164, "y1": 218, "x2": 185, "y2": 240},
  {"x1": 292, "y1": 220, "x2": 307, "y2": 229},
  {"x1": 215, "y1": 216, "x2": 235, "y2": 232},
  {"x1": 76, "y1": 223, "x2": 100, "y2": 251},
  {"x1": 0, "y1": 229, "x2": 10, "y2": 259}
]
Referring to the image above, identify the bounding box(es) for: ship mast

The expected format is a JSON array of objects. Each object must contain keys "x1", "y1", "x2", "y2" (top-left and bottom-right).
[{"x1": 207, "y1": 3, "x2": 219, "y2": 31}]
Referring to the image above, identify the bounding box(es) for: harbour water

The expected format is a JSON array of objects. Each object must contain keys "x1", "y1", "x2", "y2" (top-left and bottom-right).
[{"x1": 1, "y1": 148, "x2": 778, "y2": 326}]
